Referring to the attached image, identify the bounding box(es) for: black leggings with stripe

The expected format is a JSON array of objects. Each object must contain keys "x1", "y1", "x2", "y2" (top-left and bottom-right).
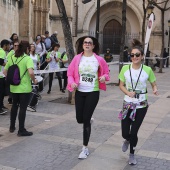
[
  {"x1": 121, "y1": 107, "x2": 148, "y2": 154},
  {"x1": 75, "y1": 90, "x2": 99, "y2": 146}
]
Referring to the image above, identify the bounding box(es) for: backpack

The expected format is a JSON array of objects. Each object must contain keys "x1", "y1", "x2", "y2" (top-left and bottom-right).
[{"x1": 6, "y1": 55, "x2": 27, "y2": 85}]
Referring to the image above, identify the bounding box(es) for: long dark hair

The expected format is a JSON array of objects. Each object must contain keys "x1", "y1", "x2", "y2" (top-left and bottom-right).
[
  {"x1": 29, "y1": 43, "x2": 35, "y2": 55},
  {"x1": 10, "y1": 33, "x2": 18, "y2": 42},
  {"x1": 15, "y1": 40, "x2": 29, "y2": 57},
  {"x1": 75, "y1": 36, "x2": 100, "y2": 55}
]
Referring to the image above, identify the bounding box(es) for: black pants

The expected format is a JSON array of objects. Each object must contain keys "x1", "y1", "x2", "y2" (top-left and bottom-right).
[
  {"x1": 0, "y1": 78, "x2": 5, "y2": 109},
  {"x1": 121, "y1": 107, "x2": 148, "y2": 154},
  {"x1": 62, "y1": 71, "x2": 67, "y2": 90},
  {"x1": 10, "y1": 93, "x2": 30, "y2": 132},
  {"x1": 75, "y1": 91, "x2": 100, "y2": 146},
  {"x1": 49, "y1": 72, "x2": 62, "y2": 91}
]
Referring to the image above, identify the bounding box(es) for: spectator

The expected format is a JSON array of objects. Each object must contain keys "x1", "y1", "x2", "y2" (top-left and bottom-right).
[
  {"x1": 46, "y1": 43, "x2": 64, "y2": 94},
  {"x1": 3, "y1": 41, "x2": 38, "y2": 136},
  {"x1": 7, "y1": 40, "x2": 19, "y2": 105},
  {"x1": 0, "y1": 40, "x2": 10, "y2": 114},
  {"x1": 33, "y1": 35, "x2": 46, "y2": 66},
  {"x1": 104, "y1": 48, "x2": 113, "y2": 62},
  {"x1": 9, "y1": 33, "x2": 19, "y2": 50},
  {"x1": 123, "y1": 46, "x2": 129, "y2": 62},
  {"x1": 51, "y1": 31, "x2": 59, "y2": 46},
  {"x1": 163, "y1": 48, "x2": 168, "y2": 68},
  {"x1": 44, "y1": 31, "x2": 52, "y2": 51}
]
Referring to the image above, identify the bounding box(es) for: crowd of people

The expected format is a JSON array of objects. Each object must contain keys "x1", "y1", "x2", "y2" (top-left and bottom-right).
[
  {"x1": 0, "y1": 33, "x2": 159, "y2": 165},
  {"x1": 0, "y1": 31, "x2": 69, "y2": 135}
]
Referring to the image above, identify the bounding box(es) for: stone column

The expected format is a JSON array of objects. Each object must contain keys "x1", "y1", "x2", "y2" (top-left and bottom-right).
[{"x1": 18, "y1": 0, "x2": 30, "y2": 41}]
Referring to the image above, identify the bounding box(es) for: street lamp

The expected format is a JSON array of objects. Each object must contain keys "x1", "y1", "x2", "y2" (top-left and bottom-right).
[{"x1": 168, "y1": 20, "x2": 170, "y2": 53}]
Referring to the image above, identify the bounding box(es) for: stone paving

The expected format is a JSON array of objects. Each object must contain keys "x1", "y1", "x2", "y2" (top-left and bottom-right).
[{"x1": 0, "y1": 64, "x2": 170, "y2": 170}]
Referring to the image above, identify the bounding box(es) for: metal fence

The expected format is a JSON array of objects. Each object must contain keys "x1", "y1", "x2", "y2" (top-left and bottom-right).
[{"x1": 89, "y1": 31, "x2": 140, "y2": 54}]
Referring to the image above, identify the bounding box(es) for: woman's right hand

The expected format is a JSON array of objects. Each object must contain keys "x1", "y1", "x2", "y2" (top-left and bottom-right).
[
  {"x1": 127, "y1": 91, "x2": 136, "y2": 98},
  {"x1": 34, "y1": 79, "x2": 38, "y2": 85},
  {"x1": 71, "y1": 83, "x2": 78, "y2": 90}
]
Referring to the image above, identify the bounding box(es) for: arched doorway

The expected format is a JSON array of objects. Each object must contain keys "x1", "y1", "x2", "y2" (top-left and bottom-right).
[{"x1": 103, "y1": 19, "x2": 122, "y2": 54}]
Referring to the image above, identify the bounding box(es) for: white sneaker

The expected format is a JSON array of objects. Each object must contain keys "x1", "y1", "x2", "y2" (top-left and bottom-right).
[
  {"x1": 78, "y1": 147, "x2": 89, "y2": 159},
  {"x1": 90, "y1": 118, "x2": 94, "y2": 125}
]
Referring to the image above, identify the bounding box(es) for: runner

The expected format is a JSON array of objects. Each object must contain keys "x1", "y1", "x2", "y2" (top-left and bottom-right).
[
  {"x1": 118, "y1": 39, "x2": 158, "y2": 165},
  {"x1": 67, "y1": 36, "x2": 110, "y2": 159}
]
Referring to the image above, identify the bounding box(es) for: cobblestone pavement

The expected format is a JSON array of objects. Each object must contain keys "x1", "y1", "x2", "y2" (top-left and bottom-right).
[{"x1": 0, "y1": 65, "x2": 170, "y2": 170}]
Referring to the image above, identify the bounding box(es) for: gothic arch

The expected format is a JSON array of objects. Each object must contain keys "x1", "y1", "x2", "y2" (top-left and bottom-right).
[{"x1": 83, "y1": 0, "x2": 143, "y2": 32}]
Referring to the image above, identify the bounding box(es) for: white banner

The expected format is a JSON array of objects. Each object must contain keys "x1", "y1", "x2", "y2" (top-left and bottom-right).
[{"x1": 144, "y1": 13, "x2": 155, "y2": 58}]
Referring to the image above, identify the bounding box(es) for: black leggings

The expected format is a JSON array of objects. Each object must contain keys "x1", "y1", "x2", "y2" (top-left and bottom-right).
[
  {"x1": 49, "y1": 72, "x2": 62, "y2": 91},
  {"x1": 121, "y1": 107, "x2": 148, "y2": 154},
  {"x1": 0, "y1": 78, "x2": 5, "y2": 109},
  {"x1": 62, "y1": 71, "x2": 67, "y2": 89},
  {"x1": 11, "y1": 93, "x2": 30, "y2": 131},
  {"x1": 75, "y1": 91, "x2": 99, "y2": 146}
]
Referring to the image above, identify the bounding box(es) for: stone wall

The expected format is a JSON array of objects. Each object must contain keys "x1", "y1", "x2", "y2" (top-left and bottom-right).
[{"x1": 0, "y1": 0, "x2": 19, "y2": 41}]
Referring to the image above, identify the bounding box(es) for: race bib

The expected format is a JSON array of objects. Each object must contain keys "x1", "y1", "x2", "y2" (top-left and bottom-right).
[{"x1": 80, "y1": 73, "x2": 96, "y2": 87}]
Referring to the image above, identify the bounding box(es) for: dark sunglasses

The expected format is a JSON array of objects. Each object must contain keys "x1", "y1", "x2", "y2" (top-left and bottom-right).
[
  {"x1": 14, "y1": 45, "x2": 19, "y2": 47},
  {"x1": 83, "y1": 41, "x2": 93, "y2": 45},
  {"x1": 130, "y1": 53, "x2": 141, "y2": 58}
]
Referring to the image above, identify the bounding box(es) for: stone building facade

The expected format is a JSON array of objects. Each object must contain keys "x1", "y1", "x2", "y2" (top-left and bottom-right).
[{"x1": 0, "y1": 0, "x2": 169, "y2": 55}]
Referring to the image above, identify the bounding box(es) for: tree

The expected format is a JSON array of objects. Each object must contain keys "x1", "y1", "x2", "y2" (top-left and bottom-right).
[
  {"x1": 55, "y1": 0, "x2": 75, "y2": 62},
  {"x1": 119, "y1": 0, "x2": 127, "y2": 72},
  {"x1": 55, "y1": 0, "x2": 75, "y2": 103},
  {"x1": 142, "y1": 0, "x2": 148, "y2": 44},
  {"x1": 148, "y1": 0, "x2": 170, "y2": 72}
]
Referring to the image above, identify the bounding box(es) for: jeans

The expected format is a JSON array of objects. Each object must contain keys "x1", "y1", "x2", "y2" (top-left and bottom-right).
[{"x1": 10, "y1": 93, "x2": 30, "y2": 132}]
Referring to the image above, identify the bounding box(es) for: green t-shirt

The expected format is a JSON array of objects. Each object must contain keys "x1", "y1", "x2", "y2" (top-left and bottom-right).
[
  {"x1": 118, "y1": 64, "x2": 156, "y2": 106},
  {"x1": 0, "y1": 48, "x2": 6, "y2": 78},
  {"x1": 5, "y1": 54, "x2": 34, "y2": 93},
  {"x1": 7, "y1": 50, "x2": 15, "y2": 61}
]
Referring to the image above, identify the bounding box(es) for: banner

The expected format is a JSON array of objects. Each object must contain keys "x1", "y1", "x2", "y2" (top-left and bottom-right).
[{"x1": 144, "y1": 13, "x2": 155, "y2": 58}]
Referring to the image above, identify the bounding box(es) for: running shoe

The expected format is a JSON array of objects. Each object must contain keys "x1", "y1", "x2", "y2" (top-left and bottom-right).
[
  {"x1": 122, "y1": 140, "x2": 130, "y2": 152},
  {"x1": 78, "y1": 147, "x2": 89, "y2": 159},
  {"x1": 129, "y1": 153, "x2": 137, "y2": 165}
]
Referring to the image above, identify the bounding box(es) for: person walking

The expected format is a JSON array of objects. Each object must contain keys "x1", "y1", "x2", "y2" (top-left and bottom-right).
[
  {"x1": 3, "y1": 41, "x2": 37, "y2": 136},
  {"x1": 46, "y1": 43, "x2": 64, "y2": 94},
  {"x1": 67, "y1": 36, "x2": 110, "y2": 159},
  {"x1": 0, "y1": 39, "x2": 10, "y2": 114},
  {"x1": 118, "y1": 39, "x2": 158, "y2": 165}
]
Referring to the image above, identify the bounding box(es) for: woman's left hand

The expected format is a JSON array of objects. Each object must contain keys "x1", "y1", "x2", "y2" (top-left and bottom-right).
[
  {"x1": 153, "y1": 88, "x2": 158, "y2": 95},
  {"x1": 99, "y1": 76, "x2": 106, "y2": 83}
]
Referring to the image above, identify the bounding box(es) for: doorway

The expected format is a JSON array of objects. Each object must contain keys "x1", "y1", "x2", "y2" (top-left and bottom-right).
[{"x1": 103, "y1": 19, "x2": 122, "y2": 54}]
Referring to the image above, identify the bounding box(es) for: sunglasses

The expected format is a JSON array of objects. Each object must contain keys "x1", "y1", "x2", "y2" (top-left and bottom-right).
[
  {"x1": 83, "y1": 41, "x2": 93, "y2": 45},
  {"x1": 14, "y1": 45, "x2": 19, "y2": 47},
  {"x1": 130, "y1": 53, "x2": 141, "y2": 58}
]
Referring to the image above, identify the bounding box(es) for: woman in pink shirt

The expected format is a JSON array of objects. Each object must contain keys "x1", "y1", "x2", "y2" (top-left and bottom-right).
[{"x1": 67, "y1": 36, "x2": 110, "y2": 159}]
